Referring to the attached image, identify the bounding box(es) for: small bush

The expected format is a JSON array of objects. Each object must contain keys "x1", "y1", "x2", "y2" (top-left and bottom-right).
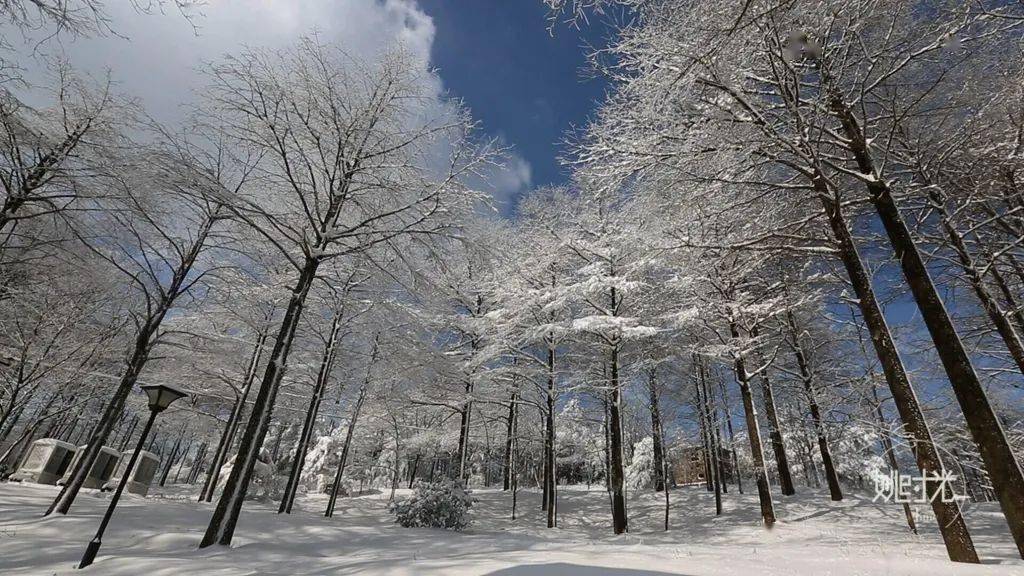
[{"x1": 390, "y1": 479, "x2": 473, "y2": 531}]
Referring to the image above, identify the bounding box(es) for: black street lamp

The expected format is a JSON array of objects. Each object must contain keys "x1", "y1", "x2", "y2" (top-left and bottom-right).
[{"x1": 78, "y1": 384, "x2": 187, "y2": 569}]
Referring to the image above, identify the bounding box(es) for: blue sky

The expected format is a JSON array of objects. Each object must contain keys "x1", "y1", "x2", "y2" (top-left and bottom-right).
[{"x1": 418, "y1": 1, "x2": 613, "y2": 211}]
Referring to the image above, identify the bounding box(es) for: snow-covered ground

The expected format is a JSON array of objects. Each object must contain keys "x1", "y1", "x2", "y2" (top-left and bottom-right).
[{"x1": 1, "y1": 482, "x2": 1022, "y2": 575}]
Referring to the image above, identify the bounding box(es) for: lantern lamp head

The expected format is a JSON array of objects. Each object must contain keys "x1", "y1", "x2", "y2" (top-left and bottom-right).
[{"x1": 140, "y1": 384, "x2": 188, "y2": 413}]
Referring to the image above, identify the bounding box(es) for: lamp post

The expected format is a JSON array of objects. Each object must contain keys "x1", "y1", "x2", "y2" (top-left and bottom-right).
[{"x1": 78, "y1": 384, "x2": 187, "y2": 570}]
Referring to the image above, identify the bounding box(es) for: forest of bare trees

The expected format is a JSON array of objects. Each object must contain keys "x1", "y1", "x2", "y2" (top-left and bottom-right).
[{"x1": 1, "y1": 0, "x2": 1023, "y2": 572}]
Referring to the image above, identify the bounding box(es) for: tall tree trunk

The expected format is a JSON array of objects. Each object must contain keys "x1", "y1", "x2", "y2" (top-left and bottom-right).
[
  {"x1": 925, "y1": 184, "x2": 1024, "y2": 379},
  {"x1": 608, "y1": 344, "x2": 628, "y2": 534},
  {"x1": 408, "y1": 454, "x2": 420, "y2": 488},
  {"x1": 784, "y1": 309, "x2": 842, "y2": 501},
  {"x1": 816, "y1": 183, "x2": 978, "y2": 563},
  {"x1": 159, "y1": 423, "x2": 187, "y2": 487},
  {"x1": 698, "y1": 358, "x2": 723, "y2": 515},
  {"x1": 728, "y1": 320, "x2": 776, "y2": 528},
  {"x1": 603, "y1": 385, "x2": 611, "y2": 494},
  {"x1": 694, "y1": 368, "x2": 715, "y2": 493},
  {"x1": 454, "y1": 378, "x2": 473, "y2": 481},
  {"x1": 201, "y1": 330, "x2": 267, "y2": 502},
  {"x1": 48, "y1": 211, "x2": 217, "y2": 517},
  {"x1": 324, "y1": 336, "x2": 377, "y2": 518},
  {"x1": 830, "y1": 95, "x2": 1024, "y2": 559},
  {"x1": 280, "y1": 314, "x2": 342, "y2": 513},
  {"x1": 188, "y1": 442, "x2": 208, "y2": 484},
  {"x1": 750, "y1": 328, "x2": 795, "y2": 496},
  {"x1": 989, "y1": 260, "x2": 1024, "y2": 337},
  {"x1": 325, "y1": 384, "x2": 367, "y2": 517},
  {"x1": 46, "y1": 321, "x2": 161, "y2": 516},
  {"x1": 200, "y1": 256, "x2": 320, "y2": 547},
  {"x1": 872, "y1": 386, "x2": 918, "y2": 535},
  {"x1": 502, "y1": 380, "x2": 518, "y2": 491},
  {"x1": 713, "y1": 407, "x2": 728, "y2": 495},
  {"x1": 719, "y1": 379, "x2": 742, "y2": 494},
  {"x1": 545, "y1": 344, "x2": 557, "y2": 528},
  {"x1": 647, "y1": 367, "x2": 666, "y2": 492}
]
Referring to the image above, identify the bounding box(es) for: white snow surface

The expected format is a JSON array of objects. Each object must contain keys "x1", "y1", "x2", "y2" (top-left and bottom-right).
[{"x1": 1, "y1": 482, "x2": 1023, "y2": 575}]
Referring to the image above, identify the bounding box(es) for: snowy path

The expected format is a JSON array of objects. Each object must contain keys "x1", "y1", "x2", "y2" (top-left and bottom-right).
[{"x1": 1, "y1": 482, "x2": 1022, "y2": 575}]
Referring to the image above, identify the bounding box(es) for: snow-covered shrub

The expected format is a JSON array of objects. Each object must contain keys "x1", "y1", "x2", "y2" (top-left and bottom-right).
[
  {"x1": 390, "y1": 479, "x2": 473, "y2": 531},
  {"x1": 218, "y1": 448, "x2": 284, "y2": 501},
  {"x1": 626, "y1": 436, "x2": 655, "y2": 491}
]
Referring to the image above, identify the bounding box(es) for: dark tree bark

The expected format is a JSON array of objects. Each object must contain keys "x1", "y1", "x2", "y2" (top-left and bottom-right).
[
  {"x1": 455, "y1": 296, "x2": 484, "y2": 482},
  {"x1": 187, "y1": 442, "x2": 208, "y2": 485},
  {"x1": 697, "y1": 358, "x2": 723, "y2": 515},
  {"x1": 280, "y1": 313, "x2": 342, "y2": 513},
  {"x1": 200, "y1": 330, "x2": 267, "y2": 502},
  {"x1": 784, "y1": 309, "x2": 842, "y2": 501},
  {"x1": 728, "y1": 320, "x2": 776, "y2": 528},
  {"x1": 922, "y1": 182, "x2": 1024, "y2": 380},
  {"x1": 872, "y1": 386, "x2": 918, "y2": 535},
  {"x1": 829, "y1": 94, "x2": 1024, "y2": 559},
  {"x1": 719, "y1": 379, "x2": 742, "y2": 494},
  {"x1": 407, "y1": 454, "x2": 420, "y2": 488},
  {"x1": 646, "y1": 367, "x2": 666, "y2": 492},
  {"x1": 989, "y1": 261, "x2": 1024, "y2": 337},
  {"x1": 608, "y1": 344, "x2": 628, "y2": 534},
  {"x1": 48, "y1": 211, "x2": 219, "y2": 517},
  {"x1": 502, "y1": 381, "x2": 518, "y2": 491},
  {"x1": 324, "y1": 336, "x2": 377, "y2": 518},
  {"x1": 454, "y1": 378, "x2": 473, "y2": 481},
  {"x1": 159, "y1": 423, "x2": 187, "y2": 487},
  {"x1": 694, "y1": 370, "x2": 715, "y2": 493},
  {"x1": 749, "y1": 327, "x2": 795, "y2": 497},
  {"x1": 544, "y1": 344, "x2": 557, "y2": 528},
  {"x1": 816, "y1": 183, "x2": 978, "y2": 563},
  {"x1": 201, "y1": 255, "x2": 320, "y2": 547}
]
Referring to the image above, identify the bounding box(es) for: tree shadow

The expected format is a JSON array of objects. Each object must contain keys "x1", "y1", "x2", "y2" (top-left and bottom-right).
[{"x1": 484, "y1": 564, "x2": 692, "y2": 575}]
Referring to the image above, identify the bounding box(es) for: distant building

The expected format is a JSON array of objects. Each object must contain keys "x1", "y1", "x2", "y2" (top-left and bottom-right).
[{"x1": 670, "y1": 444, "x2": 733, "y2": 487}]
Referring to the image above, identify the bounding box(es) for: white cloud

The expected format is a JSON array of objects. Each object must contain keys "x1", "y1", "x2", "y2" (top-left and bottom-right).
[
  {"x1": 2, "y1": 0, "x2": 530, "y2": 212},
  {"x1": 482, "y1": 150, "x2": 533, "y2": 215}
]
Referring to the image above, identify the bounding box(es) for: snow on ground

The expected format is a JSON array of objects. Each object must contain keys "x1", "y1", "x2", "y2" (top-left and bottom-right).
[{"x1": 1, "y1": 482, "x2": 1023, "y2": 575}]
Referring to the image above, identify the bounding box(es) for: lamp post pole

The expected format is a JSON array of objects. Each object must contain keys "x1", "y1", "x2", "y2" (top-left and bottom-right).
[
  {"x1": 77, "y1": 383, "x2": 186, "y2": 570},
  {"x1": 78, "y1": 407, "x2": 158, "y2": 569}
]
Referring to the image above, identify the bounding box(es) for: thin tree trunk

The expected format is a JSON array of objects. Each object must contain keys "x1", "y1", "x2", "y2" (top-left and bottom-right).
[
  {"x1": 280, "y1": 314, "x2": 342, "y2": 514},
  {"x1": 159, "y1": 423, "x2": 187, "y2": 487},
  {"x1": 647, "y1": 367, "x2": 666, "y2": 492},
  {"x1": 698, "y1": 358, "x2": 723, "y2": 516},
  {"x1": 48, "y1": 212, "x2": 217, "y2": 517},
  {"x1": 784, "y1": 309, "x2": 842, "y2": 501},
  {"x1": 608, "y1": 343, "x2": 628, "y2": 534},
  {"x1": 201, "y1": 330, "x2": 267, "y2": 502},
  {"x1": 719, "y1": 379, "x2": 742, "y2": 494},
  {"x1": 454, "y1": 378, "x2": 473, "y2": 481},
  {"x1": 694, "y1": 365, "x2": 715, "y2": 493},
  {"x1": 545, "y1": 344, "x2": 557, "y2": 528},
  {"x1": 324, "y1": 335, "x2": 377, "y2": 518},
  {"x1": 46, "y1": 321, "x2": 162, "y2": 516},
  {"x1": 924, "y1": 184, "x2": 1024, "y2": 379},
  {"x1": 188, "y1": 442, "x2": 208, "y2": 484},
  {"x1": 502, "y1": 381, "x2": 518, "y2": 491},
  {"x1": 873, "y1": 386, "x2": 918, "y2": 535},
  {"x1": 750, "y1": 327, "x2": 795, "y2": 497},
  {"x1": 325, "y1": 384, "x2": 367, "y2": 517},
  {"x1": 990, "y1": 260, "x2": 1024, "y2": 337},
  {"x1": 728, "y1": 320, "x2": 776, "y2": 528}
]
